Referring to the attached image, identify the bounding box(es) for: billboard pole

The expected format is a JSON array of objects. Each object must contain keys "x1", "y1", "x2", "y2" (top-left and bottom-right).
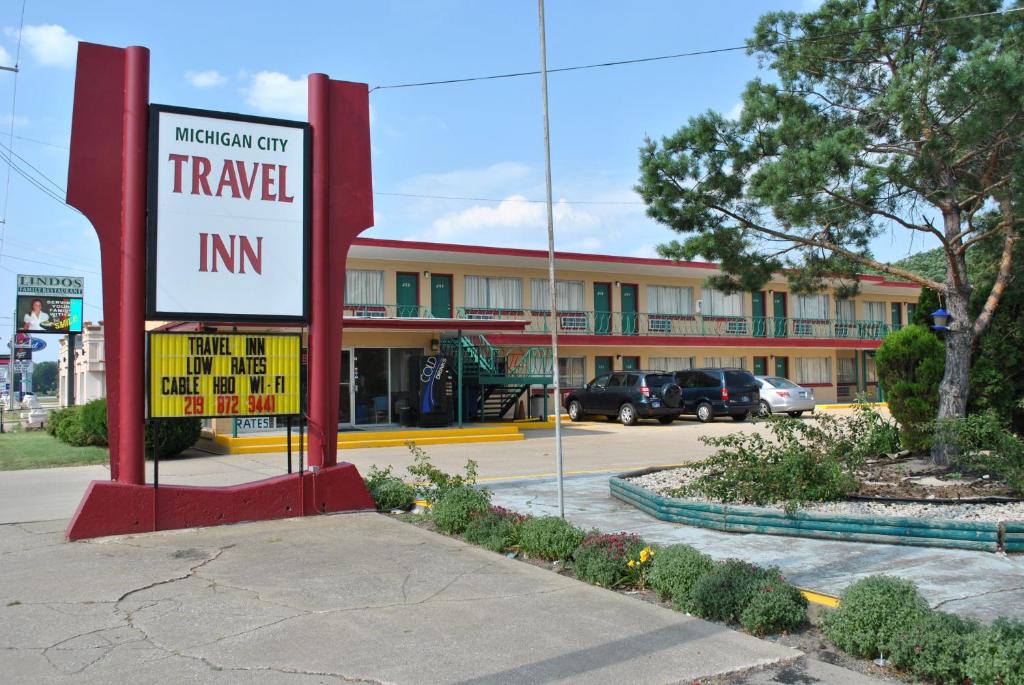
[
  {"x1": 8, "y1": 309, "x2": 14, "y2": 410},
  {"x1": 537, "y1": 0, "x2": 564, "y2": 518}
]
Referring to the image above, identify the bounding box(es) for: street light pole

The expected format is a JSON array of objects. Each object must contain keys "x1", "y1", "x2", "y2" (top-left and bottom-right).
[{"x1": 537, "y1": 0, "x2": 564, "y2": 518}]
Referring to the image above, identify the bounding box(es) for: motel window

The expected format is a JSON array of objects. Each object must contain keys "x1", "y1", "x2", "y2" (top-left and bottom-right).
[
  {"x1": 558, "y1": 357, "x2": 586, "y2": 388},
  {"x1": 465, "y1": 276, "x2": 522, "y2": 310},
  {"x1": 863, "y1": 301, "x2": 886, "y2": 322},
  {"x1": 700, "y1": 288, "x2": 744, "y2": 317},
  {"x1": 795, "y1": 357, "x2": 832, "y2": 384},
  {"x1": 837, "y1": 357, "x2": 857, "y2": 384},
  {"x1": 865, "y1": 356, "x2": 879, "y2": 383},
  {"x1": 345, "y1": 269, "x2": 385, "y2": 305},
  {"x1": 530, "y1": 279, "x2": 584, "y2": 311},
  {"x1": 703, "y1": 356, "x2": 745, "y2": 369},
  {"x1": 793, "y1": 294, "x2": 829, "y2": 320},
  {"x1": 907, "y1": 303, "x2": 918, "y2": 322},
  {"x1": 648, "y1": 286, "x2": 693, "y2": 316},
  {"x1": 836, "y1": 299, "x2": 855, "y2": 322},
  {"x1": 648, "y1": 356, "x2": 695, "y2": 372}
]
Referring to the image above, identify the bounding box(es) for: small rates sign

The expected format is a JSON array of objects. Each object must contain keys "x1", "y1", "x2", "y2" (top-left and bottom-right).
[{"x1": 148, "y1": 332, "x2": 301, "y2": 419}]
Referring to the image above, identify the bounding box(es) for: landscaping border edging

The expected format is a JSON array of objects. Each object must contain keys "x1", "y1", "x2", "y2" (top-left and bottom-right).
[{"x1": 610, "y1": 472, "x2": 1010, "y2": 553}]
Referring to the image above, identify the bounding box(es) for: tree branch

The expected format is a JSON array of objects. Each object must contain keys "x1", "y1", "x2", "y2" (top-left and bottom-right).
[
  {"x1": 821, "y1": 187, "x2": 946, "y2": 242},
  {"x1": 973, "y1": 216, "x2": 1018, "y2": 336},
  {"x1": 700, "y1": 199, "x2": 946, "y2": 291}
]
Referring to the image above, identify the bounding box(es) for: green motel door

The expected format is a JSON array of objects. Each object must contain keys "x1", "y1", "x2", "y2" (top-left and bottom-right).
[
  {"x1": 890, "y1": 302, "x2": 902, "y2": 331},
  {"x1": 397, "y1": 273, "x2": 418, "y2": 317},
  {"x1": 594, "y1": 355, "x2": 612, "y2": 377},
  {"x1": 594, "y1": 283, "x2": 611, "y2": 334},
  {"x1": 430, "y1": 274, "x2": 452, "y2": 318},
  {"x1": 774, "y1": 356, "x2": 789, "y2": 379},
  {"x1": 772, "y1": 292, "x2": 788, "y2": 337},
  {"x1": 751, "y1": 291, "x2": 767, "y2": 337},
  {"x1": 753, "y1": 356, "x2": 768, "y2": 376},
  {"x1": 621, "y1": 284, "x2": 638, "y2": 335}
]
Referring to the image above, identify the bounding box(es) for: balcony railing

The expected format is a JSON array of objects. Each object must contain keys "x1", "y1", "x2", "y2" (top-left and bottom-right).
[
  {"x1": 455, "y1": 308, "x2": 901, "y2": 340},
  {"x1": 347, "y1": 305, "x2": 901, "y2": 341}
]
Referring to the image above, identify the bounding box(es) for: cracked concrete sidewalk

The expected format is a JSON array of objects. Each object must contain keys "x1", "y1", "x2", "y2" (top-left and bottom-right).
[
  {"x1": 0, "y1": 512, "x2": 889, "y2": 685},
  {"x1": 489, "y1": 475, "x2": 1024, "y2": 624}
]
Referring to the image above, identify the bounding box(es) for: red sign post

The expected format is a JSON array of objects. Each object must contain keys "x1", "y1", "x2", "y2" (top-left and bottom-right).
[{"x1": 64, "y1": 42, "x2": 374, "y2": 540}]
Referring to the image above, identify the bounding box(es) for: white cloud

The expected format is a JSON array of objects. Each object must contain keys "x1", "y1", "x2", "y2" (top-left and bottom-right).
[
  {"x1": 726, "y1": 101, "x2": 744, "y2": 121},
  {"x1": 0, "y1": 113, "x2": 28, "y2": 128},
  {"x1": 5, "y1": 24, "x2": 79, "y2": 68},
  {"x1": 244, "y1": 71, "x2": 307, "y2": 117},
  {"x1": 399, "y1": 162, "x2": 532, "y2": 197},
  {"x1": 0, "y1": 45, "x2": 12, "y2": 67},
  {"x1": 185, "y1": 69, "x2": 227, "y2": 88}
]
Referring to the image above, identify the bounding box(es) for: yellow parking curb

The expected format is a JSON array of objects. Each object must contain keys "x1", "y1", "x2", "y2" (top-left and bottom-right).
[{"x1": 799, "y1": 587, "x2": 840, "y2": 608}]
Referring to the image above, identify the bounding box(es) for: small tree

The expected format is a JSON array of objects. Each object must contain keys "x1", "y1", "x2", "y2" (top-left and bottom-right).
[
  {"x1": 876, "y1": 324, "x2": 945, "y2": 452},
  {"x1": 637, "y1": 0, "x2": 1023, "y2": 464}
]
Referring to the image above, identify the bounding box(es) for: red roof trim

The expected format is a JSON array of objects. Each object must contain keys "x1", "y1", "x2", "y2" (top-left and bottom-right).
[
  {"x1": 343, "y1": 317, "x2": 528, "y2": 332},
  {"x1": 486, "y1": 333, "x2": 883, "y2": 350}
]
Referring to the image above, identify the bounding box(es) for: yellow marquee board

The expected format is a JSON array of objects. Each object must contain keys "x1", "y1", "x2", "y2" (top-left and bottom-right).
[{"x1": 148, "y1": 333, "x2": 301, "y2": 419}]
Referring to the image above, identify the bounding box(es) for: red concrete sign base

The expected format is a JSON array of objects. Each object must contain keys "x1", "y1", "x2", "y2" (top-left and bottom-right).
[{"x1": 66, "y1": 464, "x2": 374, "y2": 541}]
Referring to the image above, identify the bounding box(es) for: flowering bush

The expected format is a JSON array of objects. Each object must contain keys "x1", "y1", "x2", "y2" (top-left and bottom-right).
[
  {"x1": 690, "y1": 560, "x2": 784, "y2": 624},
  {"x1": 571, "y1": 532, "x2": 648, "y2": 588},
  {"x1": 462, "y1": 507, "x2": 526, "y2": 552},
  {"x1": 648, "y1": 544, "x2": 716, "y2": 612},
  {"x1": 431, "y1": 485, "x2": 490, "y2": 535},
  {"x1": 738, "y1": 576, "x2": 807, "y2": 636}
]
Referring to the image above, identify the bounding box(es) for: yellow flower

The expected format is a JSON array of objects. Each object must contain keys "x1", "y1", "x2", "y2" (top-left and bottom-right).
[
  {"x1": 627, "y1": 559, "x2": 636, "y2": 568},
  {"x1": 639, "y1": 547, "x2": 652, "y2": 563}
]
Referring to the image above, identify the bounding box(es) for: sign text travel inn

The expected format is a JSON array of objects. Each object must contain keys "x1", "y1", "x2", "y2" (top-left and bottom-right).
[{"x1": 147, "y1": 105, "x2": 310, "y2": 323}]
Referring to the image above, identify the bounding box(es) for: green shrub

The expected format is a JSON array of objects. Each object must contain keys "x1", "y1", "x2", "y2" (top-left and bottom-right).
[
  {"x1": 739, "y1": 576, "x2": 807, "y2": 637},
  {"x1": 430, "y1": 485, "x2": 490, "y2": 535},
  {"x1": 571, "y1": 532, "x2": 647, "y2": 588},
  {"x1": 822, "y1": 575, "x2": 929, "y2": 658},
  {"x1": 937, "y1": 411, "x2": 1024, "y2": 496},
  {"x1": 888, "y1": 610, "x2": 979, "y2": 685},
  {"x1": 405, "y1": 442, "x2": 478, "y2": 503},
  {"x1": 45, "y1": 406, "x2": 72, "y2": 437},
  {"x1": 964, "y1": 618, "x2": 1024, "y2": 685},
  {"x1": 363, "y1": 465, "x2": 416, "y2": 511},
  {"x1": 144, "y1": 419, "x2": 201, "y2": 458},
  {"x1": 79, "y1": 398, "x2": 108, "y2": 446},
  {"x1": 54, "y1": 406, "x2": 89, "y2": 446},
  {"x1": 462, "y1": 508, "x2": 524, "y2": 552},
  {"x1": 876, "y1": 324, "x2": 945, "y2": 452},
  {"x1": 647, "y1": 544, "x2": 715, "y2": 612},
  {"x1": 518, "y1": 516, "x2": 586, "y2": 561},
  {"x1": 690, "y1": 560, "x2": 781, "y2": 624}
]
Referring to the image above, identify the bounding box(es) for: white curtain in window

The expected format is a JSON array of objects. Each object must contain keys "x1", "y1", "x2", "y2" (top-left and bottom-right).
[
  {"x1": 465, "y1": 276, "x2": 488, "y2": 308},
  {"x1": 837, "y1": 357, "x2": 857, "y2": 383},
  {"x1": 648, "y1": 286, "x2": 693, "y2": 315},
  {"x1": 558, "y1": 357, "x2": 586, "y2": 387},
  {"x1": 490, "y1": 277, "x2": 522, "y2": 309},
  {"x1": 794, "y1": 294, "x2": 829, "y2": 319},
  {"x1": 701, "y1": 288, "x2": 743, "y2": 317},
  {"x1": 531, "y1": 279, "x2": 584, "y2": 311},
  {"x1": 864, "y1": 301, "x2": 886, "y2": 321},
  {"x1": 648, "y1": 356, "x2": 694, "y2": 371},
  {"x1": 865, "y1": 356, "x2": 878, "y2": 382},
  {"x1": 796, "y1": 357, "x2": 832, "y2": 384},
  {"x1": 704, "y1": 356, "x2": 744, "y2": 368},
  {"x1": 836, "y1": 299, "x2": 855, "y2": 321},
  {"x1": 345, "y1": 269, "x2": 384, "y2": 305}
]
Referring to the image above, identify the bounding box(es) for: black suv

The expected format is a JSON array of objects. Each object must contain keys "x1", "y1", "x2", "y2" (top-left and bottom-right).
[
  {"x1": 564, "y1": 371, "x2": 683, "y2": 425},
  {"x1": 671, "y1": 367, "x2": 760, "y2": 422}
]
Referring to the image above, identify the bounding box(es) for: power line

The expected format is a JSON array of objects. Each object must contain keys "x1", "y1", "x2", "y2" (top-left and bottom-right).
[
  {"x1": 0, "y1": 0, "x2": 27, "y2": 244},
  {"x1": 375, "y1": 191, "x2": 642, "y2": 205},
  {"x1": 370, "y1": 6, "x2": 1022, "y2": 91}
]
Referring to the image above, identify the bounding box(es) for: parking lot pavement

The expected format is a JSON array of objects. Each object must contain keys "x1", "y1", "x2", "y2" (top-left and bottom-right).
[
  {"x1": 1, "y1": 512, "x2": 824, "y2": 684},
  {"x1": 489, "y1": 475, "x2": 1024, "y2": 624}
]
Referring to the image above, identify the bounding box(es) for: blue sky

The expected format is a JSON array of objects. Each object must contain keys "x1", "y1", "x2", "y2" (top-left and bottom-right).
[{"x1": 0, "y1": 0, "x2": 932, "y2": 362}]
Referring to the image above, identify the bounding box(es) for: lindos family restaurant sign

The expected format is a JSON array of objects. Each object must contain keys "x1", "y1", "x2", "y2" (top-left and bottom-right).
[
  {"x1": 147, "y1": 106, "x2": 310, "y2": 322},
  {"x1": 148, "y1": 332, "x2": 301, "y2": 419}
]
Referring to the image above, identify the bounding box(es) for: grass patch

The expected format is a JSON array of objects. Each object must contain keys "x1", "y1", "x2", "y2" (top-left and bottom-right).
[{"x1": 0, "y1": 430, "x2": 109, "y2": 470}]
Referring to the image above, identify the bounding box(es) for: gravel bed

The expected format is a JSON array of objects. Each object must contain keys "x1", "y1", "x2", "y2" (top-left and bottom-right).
[{"x1": 627, "y1": 467, "x2": 1024, "y2": 522}]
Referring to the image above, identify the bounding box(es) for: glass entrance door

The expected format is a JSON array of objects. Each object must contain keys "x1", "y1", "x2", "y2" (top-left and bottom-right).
[
  {"x1": 353, "y1": 348, "x2": 390, "y2": 425},
  {"x1": 339, "y1": 349, "x2": 352, "y2": 425}
]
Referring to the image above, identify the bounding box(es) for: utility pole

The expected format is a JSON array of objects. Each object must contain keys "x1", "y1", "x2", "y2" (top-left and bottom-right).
[{"x1": 537, "y1": 0, "x2": 564, "y2": 518}]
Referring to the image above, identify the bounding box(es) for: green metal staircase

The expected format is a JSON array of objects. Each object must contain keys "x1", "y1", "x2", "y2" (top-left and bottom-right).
[{"x1": 440, "y1": 335, "x2": 554, "y2": 421}]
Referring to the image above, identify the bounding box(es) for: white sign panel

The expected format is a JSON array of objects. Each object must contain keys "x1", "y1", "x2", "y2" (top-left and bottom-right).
[
  {"x1": 12, "y1": 361, "x2": 32, "y2": 375},
  {"x1": 148, "y1": 106, "x2": 309, "y2": 322}
]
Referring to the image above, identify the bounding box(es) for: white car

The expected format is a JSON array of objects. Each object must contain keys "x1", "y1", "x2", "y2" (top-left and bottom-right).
[{"x1": 755, "y1": 376, "x2": 816, "y2": 418}]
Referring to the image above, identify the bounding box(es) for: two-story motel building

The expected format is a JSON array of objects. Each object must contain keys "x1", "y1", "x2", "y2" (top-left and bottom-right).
[{"x1": 327, "y1": 237, "x2": 919, "y2": 426}]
